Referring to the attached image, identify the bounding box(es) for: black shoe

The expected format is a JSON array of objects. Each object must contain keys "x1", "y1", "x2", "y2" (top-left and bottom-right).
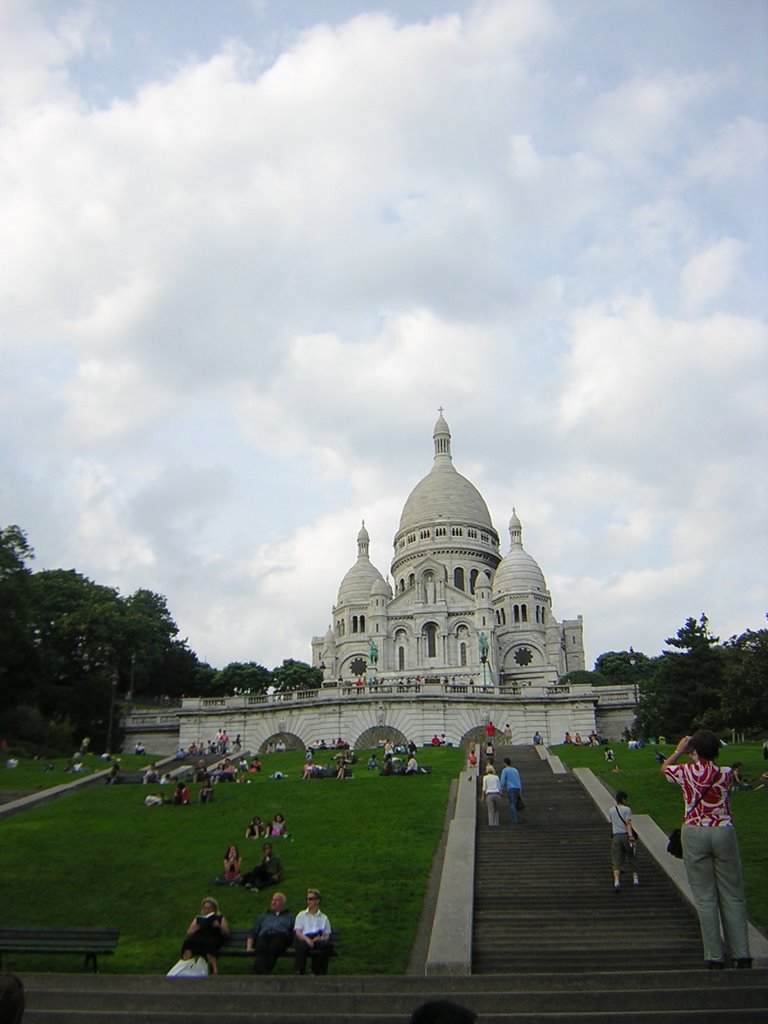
[
  {"x1": 706, "y1": 960, "x2": 725, "y2": 970},
  {"x1": 736, "y1": 958, "x2": 753, "y2": 969}
]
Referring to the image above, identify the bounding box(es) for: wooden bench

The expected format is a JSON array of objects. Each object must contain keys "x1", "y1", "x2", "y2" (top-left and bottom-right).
[
  {"x1": 0, "y1": 927, "x2": 120, "y2": 973},
  {"x1": 220, "y1": 928, "x2": 340, "y2": 967}
]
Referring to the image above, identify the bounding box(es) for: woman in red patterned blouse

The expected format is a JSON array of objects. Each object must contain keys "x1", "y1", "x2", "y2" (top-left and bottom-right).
[{"x1": 661, "y1": 730, "x2": 752, "y2": 969}]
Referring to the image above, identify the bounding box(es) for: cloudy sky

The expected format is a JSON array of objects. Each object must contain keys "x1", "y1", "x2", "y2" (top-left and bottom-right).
[{"x1": 2, "y1": 0, "x2": 766, "y2": 671}]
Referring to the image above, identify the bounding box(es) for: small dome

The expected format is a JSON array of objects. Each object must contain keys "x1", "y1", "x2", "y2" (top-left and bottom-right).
[
  {"x1": 492, "y1": 510, "x2": 547, "y2": 596},
  {"x1": 337, "y1": 522, "x2": 386, "y2": 606},
  {"x1": 371, "y1": 577, "x2": 392, "y2": 598},
  {"x1": 493, "y1": 548, "x2": 547, "y2": 595}
]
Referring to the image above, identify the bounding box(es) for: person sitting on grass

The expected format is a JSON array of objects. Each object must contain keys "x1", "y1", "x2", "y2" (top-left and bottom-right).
[
  {"x1": 730, "y1": 763, "x2": 752, "y2": 791},
  {"x1": 241, "y1": 842, "x2": 284, "y2": 892},
  {"x1": 245, "y1": 815, "x2": 267, "y2": 839},
  {"x1": 405, "y1": 754, "x2": 419, "y2": 774},
  {"x1": 216, "y1": 844, "x2": 242, "y2": 886},
  {"x1": 172, "y1": 781, "x2": 190, "y2": 805},
  {"x1": 179, "y1": 897, "x2": 229, "y2": 976},
  {"x1": 269, "y1": 813, "x2": 288, "y2": 837}
]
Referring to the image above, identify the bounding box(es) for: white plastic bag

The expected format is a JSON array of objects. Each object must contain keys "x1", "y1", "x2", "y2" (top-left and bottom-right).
[{"x1": 167, "y1": 956, "x2": 209, "y2": 977}]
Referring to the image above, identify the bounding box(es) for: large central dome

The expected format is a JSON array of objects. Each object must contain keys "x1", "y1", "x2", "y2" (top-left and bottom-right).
[{"x1": 397, "y1": 412, "x2": 495, "y2": 535}]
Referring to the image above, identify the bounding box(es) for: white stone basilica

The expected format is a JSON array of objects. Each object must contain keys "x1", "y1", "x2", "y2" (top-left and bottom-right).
[
  {"x1": 125, "y1": 414, "x2": 639, "y2": 754},
  {"x1": 312, "y1": 411, "x2": 586, "y2": 688}
]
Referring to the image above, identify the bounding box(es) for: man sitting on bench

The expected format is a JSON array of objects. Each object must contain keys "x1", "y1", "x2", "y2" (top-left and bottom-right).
[{"x1": 246, "y1": 893, "x2": 294, "y2": 974}]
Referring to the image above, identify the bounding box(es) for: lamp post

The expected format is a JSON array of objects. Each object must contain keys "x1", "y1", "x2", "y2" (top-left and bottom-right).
[
  {"x1": 629, "y1": 652, "x2": 638, "y2": 705},
  {"x1": 106, "y1": 671, "x2": 118, "y2": 755}
]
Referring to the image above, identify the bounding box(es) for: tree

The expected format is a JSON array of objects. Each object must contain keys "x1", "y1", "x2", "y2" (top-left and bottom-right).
[
  {"x1": 28, "y1": 569, "x2": 126, "y2": 749},
  {"x1": 593, "y1": 649, "x2": 654, "y2": 687},
  {"x1": 637, "y1": 614, "x2": 726, "y2": 738},
  {"x1": 271, "y1": 658, "x2": 323, "y2": 693},
  {"x1": 123, "y1": 589, "x2": 181, "y2": 697},
  {"x1": 560, "y1": 669, "x2": 598, "y2": 686},
  {"x1": 0, "y1": 525, "x2": 38, "y2": 715},
  {"x1": 214, "y1": 662, "x2": 273, "y2": 695},
  {"x1": 720, "y1": 624, "x2": 768, "y2": 733}
]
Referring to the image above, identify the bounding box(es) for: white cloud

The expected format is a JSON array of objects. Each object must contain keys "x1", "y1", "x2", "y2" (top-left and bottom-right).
[
  {"x1": 585, "y1": 72, "x2": 716, "y2": 170},
  {"x1": 688, "y1": 116, "x2": 768, "y2": 184},
  {"x1": 680, "y1": 238, "x2": 745, "y2": 312},
  {"x1": 1, "y1": 0, "x2": 766, "y2": 672}
]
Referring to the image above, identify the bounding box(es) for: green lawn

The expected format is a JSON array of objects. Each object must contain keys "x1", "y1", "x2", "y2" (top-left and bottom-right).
[
  {"x1": 0, "y1": 747, "x2": 464, "y2": 975},
  {"x1": 0, "y1": 753, "x2": 171, "y2": 793},
  {"x1": 554, "y1": 741, "x2": 768, "y2": 935},
  {"x1": 2, "y1": 742, "x2": 765, "y2": 977}
]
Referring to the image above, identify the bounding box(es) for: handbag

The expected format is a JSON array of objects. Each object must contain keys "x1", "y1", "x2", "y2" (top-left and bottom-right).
[
  {"x1": 667, "y1": 828, "x2": 683, "y2": 858},
  {"x1": 167, "y1": 956, "x2": 209, "y2": 977},
  {"x1": 667, "y1": 773, "x2": 720, "y2": 858}
]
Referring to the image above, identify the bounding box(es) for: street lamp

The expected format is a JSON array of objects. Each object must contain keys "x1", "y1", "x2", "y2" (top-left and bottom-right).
[
  {"x1": 106, "y1": 671, "x2": 118, "y2": 754},
  {"x1": 629, "y1": 652, "x2": 638, "y2": 705}
]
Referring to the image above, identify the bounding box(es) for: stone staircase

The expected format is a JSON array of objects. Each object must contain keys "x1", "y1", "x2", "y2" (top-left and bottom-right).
[
  {"x1": 18, "y1": 969, "x2": 768, "y2": 1023},
  {"x1": 472, "y1": 745, "x2": 704, "y2": 973},
  {"x1": 19, "y1": 745, "x2": 768, "y2": 1023}
]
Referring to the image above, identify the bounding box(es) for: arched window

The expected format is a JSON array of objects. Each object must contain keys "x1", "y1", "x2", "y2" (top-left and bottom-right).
[
  {"x1": 408, "y1": 573, "x2": 415, "y2": 588},
  {"x1": 453, "y1": 567, "x2": 465, "y2": 591},
  {"x1": 460, "y1": 642, "x2": 467, "y2": 666},
  {"x1": 521, "y1": 604, "x2": 528, "y2": 622},
  {"x1": 359, "y1": 615, "x2": 365, "y2": 633},
  {"x1": 352, "y1": 615, "x2": 358, "y2": 633},
  {"x1": 514, "y1": 605, "x2": 520, "y2": 623},
  {"x1": 469, "y1": 568, "x2": 478, "y2": 594},
  {"x1": 425, "y1": 623, "x2": 437, "y2": 658},
  {"x1": 398, "y1": 647, "x2": 405, "y2": 670},
  {"x1": 399, "y1": 578, "x2": 405, "y2": 593}
]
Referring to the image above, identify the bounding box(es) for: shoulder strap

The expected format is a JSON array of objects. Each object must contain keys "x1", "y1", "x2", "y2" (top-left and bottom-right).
[
  {"x1": 614, "y1": 806, "x2": 631, "y2": 830},
  {"x1": 683, "y1": 771, "x2": 721, "y2": 823}
]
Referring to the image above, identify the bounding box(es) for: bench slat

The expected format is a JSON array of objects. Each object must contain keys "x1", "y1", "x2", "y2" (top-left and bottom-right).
[
  {"x1": 220, "y1": 928, "x2": 340, "y2": 960},
  {"x1": 0, "y1": 927, "x2": 119, "y2": 973}
]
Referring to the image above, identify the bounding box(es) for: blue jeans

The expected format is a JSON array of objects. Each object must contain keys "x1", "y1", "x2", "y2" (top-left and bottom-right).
[{"x1": 504, "y1": 788, "x2": 520, "y2": 823}]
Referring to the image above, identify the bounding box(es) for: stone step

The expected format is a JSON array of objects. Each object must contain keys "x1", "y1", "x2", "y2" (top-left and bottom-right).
[{"x1": 25, "y1": 980, "x2": 768, "y2": 1014}]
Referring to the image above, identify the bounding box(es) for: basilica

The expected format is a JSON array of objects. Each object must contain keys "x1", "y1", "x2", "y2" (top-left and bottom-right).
[
  {"x1": 125, "y1": 415, "x2": 634, "y2": 753},
  {"x1": 312, "y1": 412, "x2": 585, "y2": 688}
]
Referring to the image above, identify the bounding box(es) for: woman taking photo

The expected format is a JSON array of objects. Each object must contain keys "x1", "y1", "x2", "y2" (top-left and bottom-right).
[{"x1": 661, "y1": 730, "x2": 751, "y2": 969}]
